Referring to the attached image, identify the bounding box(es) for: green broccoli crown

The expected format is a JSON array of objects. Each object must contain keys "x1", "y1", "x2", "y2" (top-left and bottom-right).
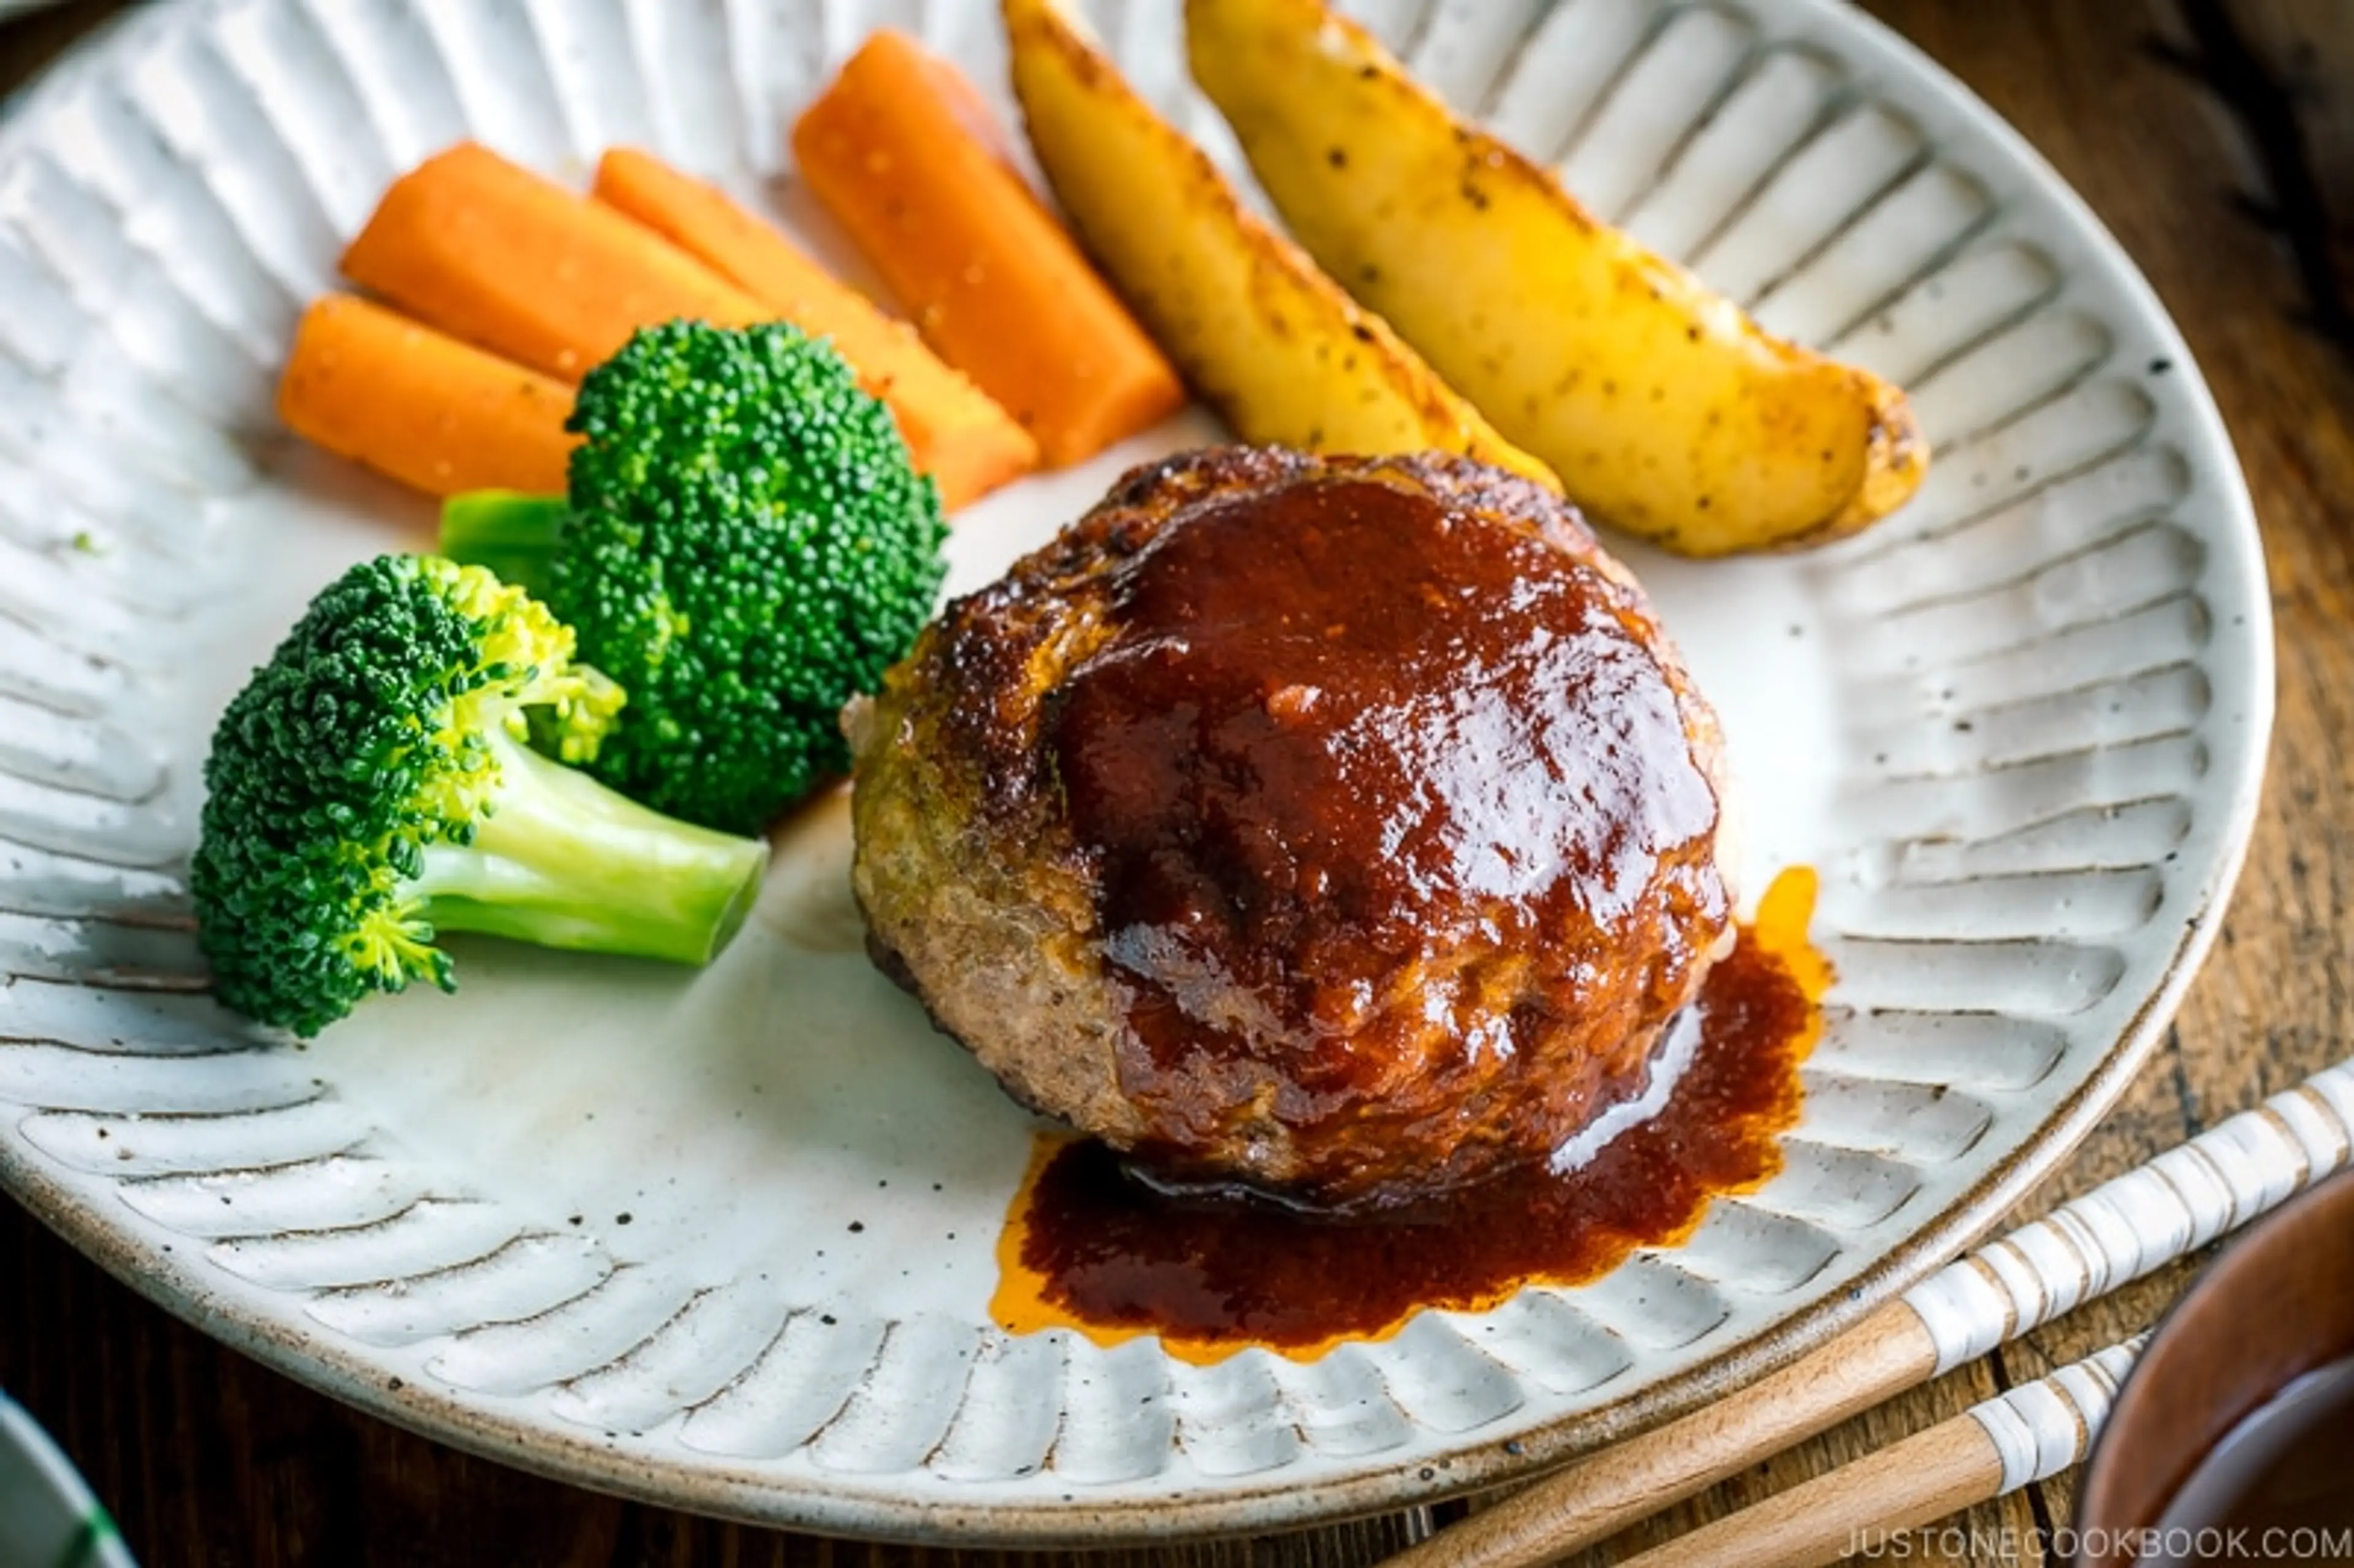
[
  {"x1": 192, "y1": 554, "x2": 760, "y2": 1037},
  {"x1": 552, "y1": 319, "x2": 950, "y2": 834}
]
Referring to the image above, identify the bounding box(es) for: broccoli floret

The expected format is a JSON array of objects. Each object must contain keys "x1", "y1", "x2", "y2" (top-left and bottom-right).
[
  {"x1": 191, "y1": 554, "x2": 768, "y2": 1037},
  {"x1": 440, "y1": 320, "x2": 950, "y2": 835}
]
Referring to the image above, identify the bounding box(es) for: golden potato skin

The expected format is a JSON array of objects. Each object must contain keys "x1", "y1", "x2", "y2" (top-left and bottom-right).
[
  {"x1": 1185, "y1": 0, "x2": 1929, "y2": 557},
  {"x1": 1000, "y1": 0, "x2": 1556, "y2": 489}
]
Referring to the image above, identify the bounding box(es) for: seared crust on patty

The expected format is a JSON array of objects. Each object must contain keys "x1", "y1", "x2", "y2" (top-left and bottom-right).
[{"x1": 848, "y1": 447, "x2": 1732, "y2": 1207}]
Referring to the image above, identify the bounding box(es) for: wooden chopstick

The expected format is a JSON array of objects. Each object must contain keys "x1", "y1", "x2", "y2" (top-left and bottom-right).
[
  {"x1": 1377, "y1": 1060, "x2": 2354, "y2": 1568},
  {"x1": 1620, "y1": 1335, "x2": 2147, "y2": 1568}
]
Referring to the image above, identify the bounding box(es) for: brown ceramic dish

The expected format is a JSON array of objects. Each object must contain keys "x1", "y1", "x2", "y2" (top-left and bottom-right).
[{"x1": 2074, "y1": 1170, "x2": 2354, "y2": 1566}]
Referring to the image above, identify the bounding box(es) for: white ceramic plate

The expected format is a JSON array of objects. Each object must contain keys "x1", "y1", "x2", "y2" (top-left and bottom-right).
[
  {"x1": 0, "y1": 1393, "x2": 137, "y2": 1568},
  {"x1": 0, "y1": 0, "x2": 2269, "y2": 1544}
]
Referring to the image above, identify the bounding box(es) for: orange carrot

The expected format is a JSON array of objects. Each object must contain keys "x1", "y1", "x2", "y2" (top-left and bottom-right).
[
  {"x1": 790, "y1": 31, "x2": 1186, "y2": 468},
  {"x1": 590, "y1": 148, "x2": 1038, "y2": 509},
  {"x1": 341, "y1": 141, "x2": 769, "y2": 384},
  {"x1": 278, "y1": 294, "x2": 577, "y2": 500}
]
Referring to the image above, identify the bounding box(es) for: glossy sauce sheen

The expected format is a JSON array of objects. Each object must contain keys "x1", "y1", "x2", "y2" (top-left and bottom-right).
[
  {"x1": 1046, "y1": 476, "x2": 1721, "y2": 1163},
  {"x1": 992, "y1": 869, "x2": 1827, "y2": 1361}
]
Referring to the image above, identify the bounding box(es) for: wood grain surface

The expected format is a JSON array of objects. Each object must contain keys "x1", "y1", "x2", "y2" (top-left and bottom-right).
[{"x1": 5, "y1": 0, "x2": 2352, "y2": 1563}]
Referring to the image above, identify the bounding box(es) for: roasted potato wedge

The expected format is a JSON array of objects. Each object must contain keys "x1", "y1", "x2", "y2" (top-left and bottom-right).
[
  {"x1": 1186, "y1": 0, "x2": 1928, "y2": 555},
  {"x1": 1000, "y1": 0, "x2": 1556, "y2": 489}
]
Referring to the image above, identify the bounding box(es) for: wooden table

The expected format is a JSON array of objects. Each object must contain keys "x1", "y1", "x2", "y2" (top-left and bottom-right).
[{"x1": 4, "y1": 1, "x2": 2348, "y2": 1562}]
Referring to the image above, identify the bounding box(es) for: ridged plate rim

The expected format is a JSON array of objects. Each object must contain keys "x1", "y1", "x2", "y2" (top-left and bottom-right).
[{"x1": 0, "y1": 0, "x2": 2272, "y2": 1543}]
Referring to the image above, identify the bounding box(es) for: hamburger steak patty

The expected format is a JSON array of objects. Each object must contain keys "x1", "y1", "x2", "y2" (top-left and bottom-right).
[{"x1": 847, "y1": 448, "x2": 1734, "y2": 1207}]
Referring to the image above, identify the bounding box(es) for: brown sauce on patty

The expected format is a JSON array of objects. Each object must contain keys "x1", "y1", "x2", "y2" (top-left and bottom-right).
[
  {"x1": 991, "y1": 867, "x2": 1829, "y2": 1362},
  {"x1": 1045, "y1": 473, "x2": 1728, "y2": 1199}
]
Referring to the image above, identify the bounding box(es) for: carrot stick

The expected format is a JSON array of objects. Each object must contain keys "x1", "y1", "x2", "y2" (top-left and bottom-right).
[
  {"x1": 278, "y1": 294, "x2": 577, "y2": 500},
  {"x1": 590, "y1": 148, "x2": 1038, "y2": 510},
  {"x1": 341, "y1": 141, "x2": 769, "y2": 384},
  {"x1": 790, "y1": 31, "x2": 1186, "y2": 468}
]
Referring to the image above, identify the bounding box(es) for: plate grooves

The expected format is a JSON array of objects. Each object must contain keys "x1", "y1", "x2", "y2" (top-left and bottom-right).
[{"x1": 0, "y1": 0, "x2": 2273, "y2": 1522}]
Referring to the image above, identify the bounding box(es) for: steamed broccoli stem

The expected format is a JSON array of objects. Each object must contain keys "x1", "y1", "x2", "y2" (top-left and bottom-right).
[
  {"x1": 439, "y1": 491, "x2": 569, "y2": 598},
  {"x1": 409, "y1": 729, "x2": 766, "y2": 966}
]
